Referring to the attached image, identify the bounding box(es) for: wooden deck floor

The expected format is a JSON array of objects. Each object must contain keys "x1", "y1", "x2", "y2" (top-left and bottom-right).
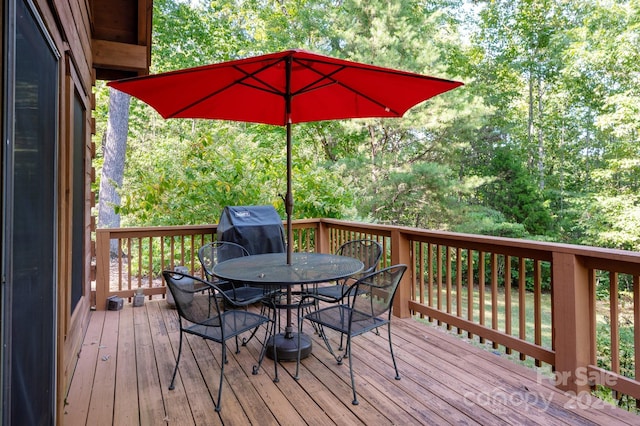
[{"x1": 64, "y1": 300, "x2": 638, "y2": 425}]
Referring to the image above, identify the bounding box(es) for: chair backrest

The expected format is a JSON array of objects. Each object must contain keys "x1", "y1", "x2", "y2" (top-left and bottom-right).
[
  {"x1": 350, "y1": 264, "x2": 407, "y2": 319},
  {"x1": 337, "y1": 239, "x2": 383, "y2": 278},
  {"x1": 198, "y1": 241, "x2": 250, "y2": 280},
  {"x1": 162, "y1": 270, "x2": 222, "y2": 326}
]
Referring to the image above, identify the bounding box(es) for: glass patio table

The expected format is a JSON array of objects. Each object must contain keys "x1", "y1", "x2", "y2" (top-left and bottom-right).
[{"x1": 212, "y1": 252, "x2": 364, "y2": 361}]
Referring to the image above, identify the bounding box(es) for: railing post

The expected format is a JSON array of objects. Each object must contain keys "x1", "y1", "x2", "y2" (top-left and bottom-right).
[
  {"x1": 391, "y1": 229, "x2": 412, "y2": 318},
  {"x1": 316, "y1": 219, "x2": 330, "y2": 254},
  {"x1": 95, "y1": 229, "x2": 111, "y2": 311},
  {"x1": 552, "y1": 251, "x2": 592, "y2": 393}
]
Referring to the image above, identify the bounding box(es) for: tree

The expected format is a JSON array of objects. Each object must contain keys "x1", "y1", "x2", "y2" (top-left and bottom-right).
[
  {"x1": 318, "y1": 0, "x2": 479, "y2": 227},
  {"x1": 479, "y1": 147, "x2": 553, "y2": 236},
  {"x1": 97, "y1": 88, "x2": 130, "y2": 253}
]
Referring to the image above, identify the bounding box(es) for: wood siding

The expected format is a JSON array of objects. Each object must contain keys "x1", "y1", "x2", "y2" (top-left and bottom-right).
[{"x1": 91, "y1": 0, "x2": 153, "y2": 79}]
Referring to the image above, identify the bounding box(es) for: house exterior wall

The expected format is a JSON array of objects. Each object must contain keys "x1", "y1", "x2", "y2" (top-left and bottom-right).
[{"x1": 1, "y1": 1, "x2": 151, "y2": 423}]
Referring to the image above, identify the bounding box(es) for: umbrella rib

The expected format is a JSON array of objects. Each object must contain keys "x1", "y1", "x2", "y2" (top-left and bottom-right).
[
  {"x1": 295, "y1": 53, "x2": 459, "y2": 83},
  {"x1": 168, "y1": 58, "x2": 288, "y2": 118},
  {"x1": 289, "y1": 61, "x2": 343, "y2": 96},
  {"x1": 233, "y1": 60, "x2": 288, "y2": 97},
  {"x1": 292, "y1": 58, "x2": 403, "y2": 116}
]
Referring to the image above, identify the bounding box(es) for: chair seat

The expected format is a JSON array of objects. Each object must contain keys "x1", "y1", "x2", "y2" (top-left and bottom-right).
[
  {"x1": 221, "y1": 286, "x2": 267, "y2": 305},
  {"x1": 305, "y1": 304, "x2": 389, "y2": 337},
  {"x1": 313, "y1": 284, "x2": 350, "y2": 300},
  {"x1": 307, "y1": 238, "x2": 382, "y2": 310},
  {"x1": 199, "y1": 241, "x2": 268, "y2": 308},
  {"x1": 269, "y1": 289, "x2": 315, "y2": 309},
  {"x1": 185, "y1": 310, "x2": 270, "y2": 343}
]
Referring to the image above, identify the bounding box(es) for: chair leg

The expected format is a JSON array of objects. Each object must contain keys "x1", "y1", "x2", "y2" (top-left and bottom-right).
[
  {"x1": 338, "y1": 331, "x2": 346, "y2": 350},
  {"x1": 169, "y1": 330, "x2": 183, "y2": 390},
  {"x1": 314, "y1": 323, "x2": 344, "y2": 364},
  {"x1": 387, "y1": 323, "x2": 401, "y2": 380},
  {"x1": 346, "y1": 338, "x2": 359, "y2": 405},
  {"x1": 253, "y1": 301, "x2": 279, "y2": 382},
  {"x1": 243, "y1": 296, "x2": 272, "y2": 348},
  {"x1": 294, "y1": 314, "x2": 304, "y2": 380},
  {"x1": 215, "y1": 344, "x2": 226, "y2": 412},
  {"x1": 338, "y1": 305, "x2": 348, "y2": 350},
  {"x1": 304, "y1": 285, "x2": 320, "y2": 335},
  {"x1": 241, "y1": 325, "x2": 260, "y2": 347},
  {"x1": 271, "y1": 329, "x2": 279, "y2": 383},
  {"x1": 253, "y1": 316, "x2": 273, "y2": 376}
]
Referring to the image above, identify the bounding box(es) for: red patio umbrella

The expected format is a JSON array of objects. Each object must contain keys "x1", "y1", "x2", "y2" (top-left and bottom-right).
[{"x1": 108, "y1": 49, "x2": 463, "y2": 264}]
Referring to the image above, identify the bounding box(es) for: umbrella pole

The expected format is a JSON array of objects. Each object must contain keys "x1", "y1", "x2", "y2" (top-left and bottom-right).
[
  {"x1": 284, "y1": 56, "x2": 295, "y2": 338},
  {"x1": 284, "y1": 121, "x2": 294, "y2": 338},
  {"x1": 285, "y1": 55, "x2": 293, "y2": 267},
  {"x1": 285, "y1": 120, "x2": 293, "y2": 266},
  {"x1": 268, "y1": 53, "x2": 311, "y2": 360}
]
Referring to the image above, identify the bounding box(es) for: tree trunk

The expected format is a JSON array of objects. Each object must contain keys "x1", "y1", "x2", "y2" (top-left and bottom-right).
[
  {"x1": 537, "y1": 77, "x2": 545, "y2": 190},
  {"x1": 528, "y1": 72, "x2": 534, "y2": 170},
  {"x1": 98, "y1": 87, "x2": 130, "y2": 255}
]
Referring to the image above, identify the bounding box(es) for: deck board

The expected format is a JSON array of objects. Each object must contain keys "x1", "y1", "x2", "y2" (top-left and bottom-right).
[
  {"x1": 86, "y1": 309, "x2": 119, "y2": 425},
  {"x1": 63, "y1": 309, "x2": 105, "y2": 425},
  {"x1": 113, "y1": 302, "x2": 140, "y2": 425},
  {"x1": 64, "y1": 300, "x2": 639, "y2": 425},
  {"x1": 133, "y1": 305, "x2": 167, "y2": 424}
]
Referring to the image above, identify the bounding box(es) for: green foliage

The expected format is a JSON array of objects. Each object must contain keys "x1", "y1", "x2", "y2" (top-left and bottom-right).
[
  {"x1": 476, "y1": 147, "x2": 554, "y2": 236},
  {"x1": 569, "y1": 193, "x2": 640, "y2": 251},
  {"x1": 116, "y1": 119, "x2": 356, "y2": 225},
  {"x1": 362, "y1": 160, "x2": 462, "y2": 228},
  {"x1": 94, "y1": 0, "x2": 640, "y2": 253},
  {"x1": 452, "y1": 205, "x2": 529, "y2": 238},
  {"x1": 595, "y1": 319, "x2": 637, "y2": 410},
  {"x1": 153, "y1": 0, "x2": 247, "y2": 69}
]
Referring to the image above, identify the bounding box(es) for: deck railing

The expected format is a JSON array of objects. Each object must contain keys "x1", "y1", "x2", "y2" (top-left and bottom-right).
[{"x1": 94, "y1": 218, "x2": 640, "y2": 407}]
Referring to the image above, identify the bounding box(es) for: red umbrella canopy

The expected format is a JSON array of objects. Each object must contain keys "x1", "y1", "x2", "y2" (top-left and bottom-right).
[
  {"x1": 109, "y1": 49, "x2": 462, "y2": 265},
  {"x1": 107, "y1": 49, "x2": 463, "y2": 125}
]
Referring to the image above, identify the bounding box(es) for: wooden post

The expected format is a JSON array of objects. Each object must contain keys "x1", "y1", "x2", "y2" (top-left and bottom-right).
[
  {"x1": 552, "y1": 252, "x2": 592, "y2": 393},
  {"x1": 391, "y1": 229, "x2": 412, "y2": 318},
  {"x1": 94, "y1": 229, "x2": 111, "y2": 310},
  {"x1": 316, "y1": 219, "x2": 330, "y2": 254}
]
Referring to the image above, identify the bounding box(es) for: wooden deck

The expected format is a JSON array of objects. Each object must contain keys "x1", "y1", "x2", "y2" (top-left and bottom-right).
[{"x1": 63, "y1": 300, "x2": 638, "y2": 425}]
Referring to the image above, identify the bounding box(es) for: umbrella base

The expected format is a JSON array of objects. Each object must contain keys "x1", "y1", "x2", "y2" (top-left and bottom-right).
[{"x1": 266, "y1": 332, "x2": 312, "y2": 361}]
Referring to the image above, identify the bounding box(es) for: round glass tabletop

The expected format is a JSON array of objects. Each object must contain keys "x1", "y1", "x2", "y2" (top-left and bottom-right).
[{"x1": 212, "y1": 252, "x2": 364, "y2": 285}]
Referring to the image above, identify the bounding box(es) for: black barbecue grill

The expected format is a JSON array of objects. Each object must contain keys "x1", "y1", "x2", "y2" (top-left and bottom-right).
[{"x1": 217, "y1": 205, "x2": 286, "y2": 255}]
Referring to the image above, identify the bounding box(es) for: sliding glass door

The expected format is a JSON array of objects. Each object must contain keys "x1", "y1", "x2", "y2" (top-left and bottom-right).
[{"x1": 2, "y1": 0, "x2": 59, "y2": 423}]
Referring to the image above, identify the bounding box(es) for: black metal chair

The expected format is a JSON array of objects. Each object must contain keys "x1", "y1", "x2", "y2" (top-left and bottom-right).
[
  {"x1": 295, "y1": 264, "x2": 407, "y2": 405},
  {"x1": 162, "y1": 270, "x2": 274, "y2": 412},
  {"x1": 313, "y1": 239, "x2": 383, "y2": 300},
  {"x1": 306, "y1": 239, "x2": 383, "y2": 338},
  {"x1": 198, "y1": 241, "x2": 268, "y2": 305}
]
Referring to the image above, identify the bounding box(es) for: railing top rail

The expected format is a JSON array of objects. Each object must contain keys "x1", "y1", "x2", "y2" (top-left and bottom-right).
[
  {"x1": 96, "y1": 224, "x2": 218, "y2": 238},
  {"x1": 96, "y1": 219, "x2": 640, "y2": 267},
  {"x1": 318, "y1": 218, "x2": 393, "y2": 235},
  {"x1": 96, "y1": 221, "x2": 318, "y2": 236},
  {"x1": 318, "y1": 219, "x2": 640, "y2": 266}
]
